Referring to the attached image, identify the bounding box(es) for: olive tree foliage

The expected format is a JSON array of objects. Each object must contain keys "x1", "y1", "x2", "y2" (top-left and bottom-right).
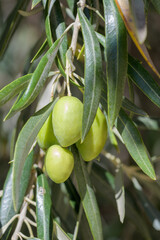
[{"x1": 0, "y1": 0, "x2": 160, "y2": 239}]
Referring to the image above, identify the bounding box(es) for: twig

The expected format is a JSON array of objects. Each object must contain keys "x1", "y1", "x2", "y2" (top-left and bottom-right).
[
  {"x1": 0, "y1": 214, "x2": 19, "y2": 238},
  {"x1": 25, "y1": 217, "x2": 37, "y2": 227},
  {"x1": 24, "y1": 196, "x2": 36, "y2": 207},
  {"x1": 18, "y1": 232, "x2": 30, "y2": 239},
  {"x1": 27, "y1": 206, "x2": 37, "y2": 222},
  {"x1": 24, "y1": 218, "x2": 34, "y2": 237},
  {"x1": 11, "y1": 189, "x2": 34, "y2": 240},
  {"x1": 70, "y1": 0, "x2": 86, "y2": 58},
  {"x1": 102, "y1": 150, "x2": 121, "y2": 167}
]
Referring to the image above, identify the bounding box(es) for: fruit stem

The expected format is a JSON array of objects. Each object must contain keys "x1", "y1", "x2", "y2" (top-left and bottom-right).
[{"x1": 66, "y1": 58, "x2": 72, "y2": 96}]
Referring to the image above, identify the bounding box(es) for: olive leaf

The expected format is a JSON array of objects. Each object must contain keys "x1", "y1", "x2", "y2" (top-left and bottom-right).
[
  {"x1": 0, "y1": 74, "x2": 31, "y2": 106},
  {"x1": 116, "y1": 109, "x2": 156, "y2": 180},
  {"x1": 72, "y1": 146, "x2": 103, "y2": 240},
  {"x1": 78, "y1": 8, "x2": 103, "y2": 141},
  {"x1": 103, "y1": 0, "x2": 128, "y2": 127},
  {"x1": 36, "y1": 173, "x2": 53, "y2": 240},
  {"x1": 12, "y1": 99, "x2": 58, "y2": 211},
  {"x1": 128, "y1": 55, "x2": 160, "y2": 108},
  {"x1": 5, "y1": 39, "x2": 62, "y2": 120}
]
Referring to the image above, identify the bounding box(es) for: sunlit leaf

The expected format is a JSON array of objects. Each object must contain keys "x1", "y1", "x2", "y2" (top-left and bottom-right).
[
  {"x1": 12, "y1": 99, "x2": 58, "y2": 211},
  {"x1": 78, "y1": 9, "x2": 103, "y2": 141},
  {"x1": 36, "y1": 173, "x2": 53, "y2": 239},
  {"x1": 115, "y1": 0, "x2": 160, "y2": 78},
  {"x1": 72, "y1": 146, "x2": 103, "y2": 240},
  {"x1": 116, "y1": 109, "x2": 156, "y2": 180},
  {"x1": 103, "y1": 0, "x2": 128, "y2": 127}
]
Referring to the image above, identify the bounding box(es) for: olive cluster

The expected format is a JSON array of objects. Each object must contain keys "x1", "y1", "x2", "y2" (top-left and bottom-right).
[{"x1": 37, "y1": 96, "x2": 108, "y2": 183}]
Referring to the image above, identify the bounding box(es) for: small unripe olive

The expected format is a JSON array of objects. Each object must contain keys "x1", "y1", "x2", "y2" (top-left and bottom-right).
[
  {"x1": 52, "y1": 96, "x2": 83, "y2": 147},
  {"x1": 76, "y1": 108, "x2": 107, "y2": 161},
  {"x1": 37, "y1": 114, "x2": 58, "y2": 151},
  {"x1": 45, "y1": 145, "x2": 74, "y2": 183}
]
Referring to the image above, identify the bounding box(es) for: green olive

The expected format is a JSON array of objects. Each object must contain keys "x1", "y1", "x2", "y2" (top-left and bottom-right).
[
  {"x1": 45, "y1": 145, "x2": 74, "y2": 183},
  {"x1": 52, "y1": 96, "x2": 83, "y2": 147},
  {"x1": 76, "y1": 108, "x2": 107, "y2": 161},
  {"x1": 37, "y1": 113, "x2": 58, "y2": 151}
]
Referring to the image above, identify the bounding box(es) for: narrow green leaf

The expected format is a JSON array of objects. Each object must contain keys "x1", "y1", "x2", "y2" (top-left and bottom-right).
[
  {"x1": 0, "y1": 74, "x2": 31, "y2": 106},
  {"x1": 78, "y1": 9, "x2": 103, "y2": 141},
  {"x1": 31, "y1": 38, "x2": 48, "y2": 63},
  {"x1": 122, "y1": 97, "x2": 148, "y2": 117},
  {"x1": 53, "y1": 221, "x2": 72, "y2": 240},
  {"x1": 150, "y1": 0, "x2": 160, "y2": 14},
  {"x1": 10, "y1": 128, "x2": 17, "y2": 161},
  {"x1": 128, "y1": 55, "x2": 160, "y2": 108},
  {"x1": 36, "y1": 173, "x2": 53, "y2": 240},
  {"x1": 45, "y1": 15, "x2": 53, "y2": 47},
  {"x1": 12, "y1": 99, "x2": 58, "y2": 211},
  {"x1": 0, "y1": 0, "x2": 28, "y2": 58},
  {"x1": 95, "y1": 32, "x2": 105, "y2": 47},
  {"x1": 5, "y1": 38, "x2": 62, "y2": 120},
  {"x1": 50, "y1": 0, "x2": 68, "y2": 66},
  {"x1": 72, "y1": 146, "x2": 103, "y2": 240},
  {"x1": 31, "y1": 0, "x2": 41, "y2": 9},
  {"x1": 0, "y1": 151, "x2": 34, "y2": 229},
  {"x1": 115, "y1": 166, "x2": 125, "y2": 223},
  {"x1": 103, "y1": 0, "x2": 128, "y2": 127},
  {"x1": 0, "y1": 166, "x2": 15, "y2": 228},
  {"x1": 116, "y1": 109, "x2": 156, "y2": 180},
  {"x1": 132, "y1": 177, "x2": 160, "y2": 231}
]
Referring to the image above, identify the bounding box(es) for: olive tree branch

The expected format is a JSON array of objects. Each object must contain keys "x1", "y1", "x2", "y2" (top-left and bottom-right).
[
  {"x1": 70, "y1": 0, "x2": 86, "y2": 58},
  {"x1": 11, "y1": 170, "x2": 36, "y2": 240}
]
